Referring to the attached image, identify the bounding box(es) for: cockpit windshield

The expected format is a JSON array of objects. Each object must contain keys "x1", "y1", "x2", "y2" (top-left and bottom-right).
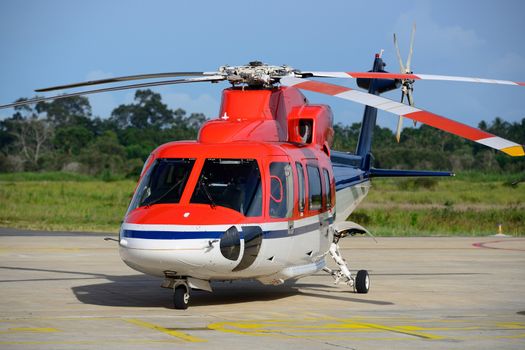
[
  {"x1": 191, "y1": 158, "x2": 262, "y2": 217},
  {"x1": 127, "y1": 158, "x2": 195, "y2": 214}
]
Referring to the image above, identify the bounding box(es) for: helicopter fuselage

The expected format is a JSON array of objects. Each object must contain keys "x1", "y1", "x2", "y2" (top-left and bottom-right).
[{"x1": 118, "y1": 86, "x2": 369, "y2": 285}]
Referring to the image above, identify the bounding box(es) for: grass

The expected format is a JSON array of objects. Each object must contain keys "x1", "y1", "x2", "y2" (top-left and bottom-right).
[
  {"x1": 0, "y1": 171, "x2": 523, "y2": 235},
  {"x1": 0, "y1": 174, "x2": 135, "y2": 233},
  {"x1": 352, "y1": 175, "x2": 524, "y2": 236}
]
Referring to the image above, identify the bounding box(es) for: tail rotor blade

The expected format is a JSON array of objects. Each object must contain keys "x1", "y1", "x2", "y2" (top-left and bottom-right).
[
  {"x1": 393, "y1": 33, "x2": 406, "y2": 73},
  {"x1": 395, "y1": 116, "x2": 403, "y2": 143},
  {"x1": 35, "y1": 72, "x2": 220, "y2": 92},
  {"x1": 0, "y1": 76, "x2": 226, "y2": 110},
  {"x1": 406, "y1": 88, "x2": 414, "y2": 107},
  {"x1": 406, "y1": 89, "x2": 417, "y2": 126},
  {"x1": 406, "y1": 23, "x2": 416, "y2": 73}
]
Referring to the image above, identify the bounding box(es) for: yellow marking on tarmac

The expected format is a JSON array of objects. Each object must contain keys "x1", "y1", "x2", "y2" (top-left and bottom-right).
[
  {"x1": 0, "y1": 327, "x2": 59, "y2": 334},
  {"x1": 356, "y1": 322, "x2": 444, "y2": 340},
  {"x1": 208, "y1": 318, "x2": 444, "y2": 340},
  {"x1": 124, "y1": 318, "x2": 207, "y2": 343},
  {"x1": 291, "y1": 315, "x2": 445, "y2": 340},
  {"x1": 496, "y1": 322, "x2": 525, "y2": 329}
]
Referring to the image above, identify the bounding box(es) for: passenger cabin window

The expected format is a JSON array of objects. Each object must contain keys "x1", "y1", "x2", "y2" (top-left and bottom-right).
[
  {"x1": 323, "y1": 169, "x2": 332, "y2": 209},
  {"x1": 296, "y1": 162, "x2": 305, "y2": 212},
  {"x1": 127, "y1": 158, "x2": 195, "y2": 214},
  {"x1": 191, "y1": 159, "x2": 262, "y2": 217},
  {"x1": 269, "y1": 162, "x2": 294, "y2": 218},
  {"x1": 307, "y1": 165, "x2": 322, "y2": 211}
]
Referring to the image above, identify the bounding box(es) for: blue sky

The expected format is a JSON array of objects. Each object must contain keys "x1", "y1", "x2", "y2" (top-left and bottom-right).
[{"x1": 1, "y1": 0, "x2": 524, "y2": 132}]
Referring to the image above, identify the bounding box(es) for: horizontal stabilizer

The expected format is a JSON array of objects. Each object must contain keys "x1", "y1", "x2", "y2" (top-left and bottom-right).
[
  {"x1": 369, "y1": 168, "x2": 454, "y2": 178},
  {"x1": 330, "y1": 151, "x2": 362, "y2": 167}
]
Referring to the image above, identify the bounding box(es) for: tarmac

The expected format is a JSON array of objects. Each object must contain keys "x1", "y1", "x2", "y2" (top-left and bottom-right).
[{"x1": 1, "y1": 228, "x2": 524, "y2": 349}]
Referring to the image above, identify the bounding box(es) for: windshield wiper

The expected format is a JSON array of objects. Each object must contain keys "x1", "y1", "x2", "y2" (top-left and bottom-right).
[
  {"x1": 143, "y1": 178, "x2": 184, "y2": 208},
  {"x1": 199, "y1": 175, "x2": 217, "y2": 209}
]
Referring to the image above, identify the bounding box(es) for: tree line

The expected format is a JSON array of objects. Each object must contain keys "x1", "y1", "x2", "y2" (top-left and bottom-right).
[
  {"x1": 332, "y1": 118, "x2": 524, "y2": 172},
  {"x1": 0, "y1": 89, "x2": 523, "y2": 178}
]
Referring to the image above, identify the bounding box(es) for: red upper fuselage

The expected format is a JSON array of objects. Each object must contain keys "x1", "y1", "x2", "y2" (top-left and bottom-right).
[{"x1": 125, "y1": 86, "x2": 336, "y2": 226}]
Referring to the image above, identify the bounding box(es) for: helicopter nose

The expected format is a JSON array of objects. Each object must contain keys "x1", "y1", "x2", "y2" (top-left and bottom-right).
[{"x1": 119, "y1": 205, "x2": 266, "y2": 277}]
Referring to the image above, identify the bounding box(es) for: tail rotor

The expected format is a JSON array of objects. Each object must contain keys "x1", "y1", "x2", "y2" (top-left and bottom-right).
[{"x1": 393, "y1": 23, "x2": 417, "y2": 142}]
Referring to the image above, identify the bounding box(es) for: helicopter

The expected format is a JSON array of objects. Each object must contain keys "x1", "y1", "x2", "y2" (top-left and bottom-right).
[{"x1": 1, "y1": 35, "x2": 523, "y2": 310}]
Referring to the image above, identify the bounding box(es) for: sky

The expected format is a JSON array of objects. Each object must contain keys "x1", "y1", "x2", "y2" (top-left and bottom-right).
[{"x1": 1, "y1": 0, "x2": 524, "y2": 132}]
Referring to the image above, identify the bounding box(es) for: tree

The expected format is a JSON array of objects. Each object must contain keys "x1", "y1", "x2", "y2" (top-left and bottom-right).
[
  {"x1": 36, "y1": 96, "x2": 92, "y2": 127},
  {"x1": 186, "y1": 113, "x2": 206, "y2": 130},
  {"x1": 5, "y1": 116, "x2": 53, "y2": 170},
  {"x1": 79, "y1": 131, "x2": 126, "y2": 176},
  {"x1": 110, "y1": 90, "x2": 174, "y2": 129},
  {"x1": 53, "y1": 126, "x2": 93, "y2": 156}
]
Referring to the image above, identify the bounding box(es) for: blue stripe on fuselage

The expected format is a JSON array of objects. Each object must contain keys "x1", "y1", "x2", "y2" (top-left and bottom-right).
[{"x1": 121, "y1": 218, "x2": 333, "y2": 240}]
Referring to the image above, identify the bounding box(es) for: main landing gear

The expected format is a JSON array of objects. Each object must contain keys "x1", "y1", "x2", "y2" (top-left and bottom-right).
[{"x1": 323, "y1": 230, "x2": 370, "y2": 293}]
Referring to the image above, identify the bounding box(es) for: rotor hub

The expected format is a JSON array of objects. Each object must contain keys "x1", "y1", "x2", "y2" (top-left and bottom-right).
[{"x1": 218, "y1": 63, "x2": 297, "y2": 87}]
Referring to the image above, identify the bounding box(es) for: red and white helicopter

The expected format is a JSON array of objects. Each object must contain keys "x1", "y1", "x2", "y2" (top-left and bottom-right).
[{"x1": 2, "y1": 37, "x2": 524, "y2": 309}]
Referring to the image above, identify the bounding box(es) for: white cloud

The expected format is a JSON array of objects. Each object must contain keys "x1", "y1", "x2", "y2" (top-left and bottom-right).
[{"x1": 393, "y1": 6, "x2": 485, "y2": 63}]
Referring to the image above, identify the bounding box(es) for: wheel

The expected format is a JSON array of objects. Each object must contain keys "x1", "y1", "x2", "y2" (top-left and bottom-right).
[
  {"x1": 355, "y1": 270, "x2": 370, "y2": 294},
  {"x1": 174, "y1": 285, "x2": 190, "y2": 309}
]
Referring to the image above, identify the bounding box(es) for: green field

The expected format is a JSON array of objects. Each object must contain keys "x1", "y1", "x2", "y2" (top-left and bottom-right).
[{"x1": 0, "y1": 172, "x2": 523, "y2": 236}]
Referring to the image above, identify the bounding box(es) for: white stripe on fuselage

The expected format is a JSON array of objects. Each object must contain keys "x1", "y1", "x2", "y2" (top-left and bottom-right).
[{"x1": 120, "y1": 212, "x2": 332, "y2": 250}]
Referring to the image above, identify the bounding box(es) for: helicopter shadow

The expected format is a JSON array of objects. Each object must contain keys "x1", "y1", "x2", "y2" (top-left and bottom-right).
[
  {"x1": 71, "y1": 276, "x2": 395, "y2": 308},
  {"x1": 72, "y1": 276, "x2": 301, "y2": 309},
  {"x1": 0, "y1": 265, "x2": 394, "y2": 309}
]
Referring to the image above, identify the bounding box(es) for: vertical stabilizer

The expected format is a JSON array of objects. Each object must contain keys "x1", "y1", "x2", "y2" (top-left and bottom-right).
[{"x1": 355, "y1": 54, "x2": 400, "y2": 169}]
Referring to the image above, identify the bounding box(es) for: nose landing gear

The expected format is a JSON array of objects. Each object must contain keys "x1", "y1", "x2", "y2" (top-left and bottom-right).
[
  {"x1": 173, "y1": 282, "x2": 190, "y2": 310},
  {"x1": 162, "y1": 274, "x2": 213, "y2": 309},
  {"x1": 161, "y1": 274, "x2": 191, "y2": 309}
]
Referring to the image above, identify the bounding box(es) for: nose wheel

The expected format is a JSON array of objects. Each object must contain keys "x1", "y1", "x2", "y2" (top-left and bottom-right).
[{"x1": 173, "y1": 281, "x2": 190, "y2": 309}]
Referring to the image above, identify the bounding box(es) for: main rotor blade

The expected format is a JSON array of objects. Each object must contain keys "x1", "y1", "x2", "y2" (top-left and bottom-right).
[
  {"x1": 406, "y1": 23, "x2": 416, "y2": 73},
  {"x1": 300, "y1": 71, "x2": 525, "y2": 87},
  {"x1": 281, "y1": 76, "x2": 524, "y2": 157},
  {"x1": 0, "y1": 76, "x2": 225, "y2": 110},
  {"x1": 35, "y1": 71, "x2": 220, "y2": 92}
]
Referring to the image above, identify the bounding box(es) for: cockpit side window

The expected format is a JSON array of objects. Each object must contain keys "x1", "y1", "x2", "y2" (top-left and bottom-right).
[
  {"x1": 269, "y1": 162, "x2": 294, "y2": 219},
  {"x1": 191, "y1": 159, "x2": 262, "y2": 217},
  {"x1": 127, "y1": 158, "x2": 195, "y2": 214}
]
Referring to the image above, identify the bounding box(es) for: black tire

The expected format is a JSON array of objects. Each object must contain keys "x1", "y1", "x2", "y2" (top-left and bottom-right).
[
  {"x1": 174, "y1": 285, "x2": 190, "y2": 309},
  {"x1": 355, "y1": 270, "x2": 370, "y2": 294}
]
